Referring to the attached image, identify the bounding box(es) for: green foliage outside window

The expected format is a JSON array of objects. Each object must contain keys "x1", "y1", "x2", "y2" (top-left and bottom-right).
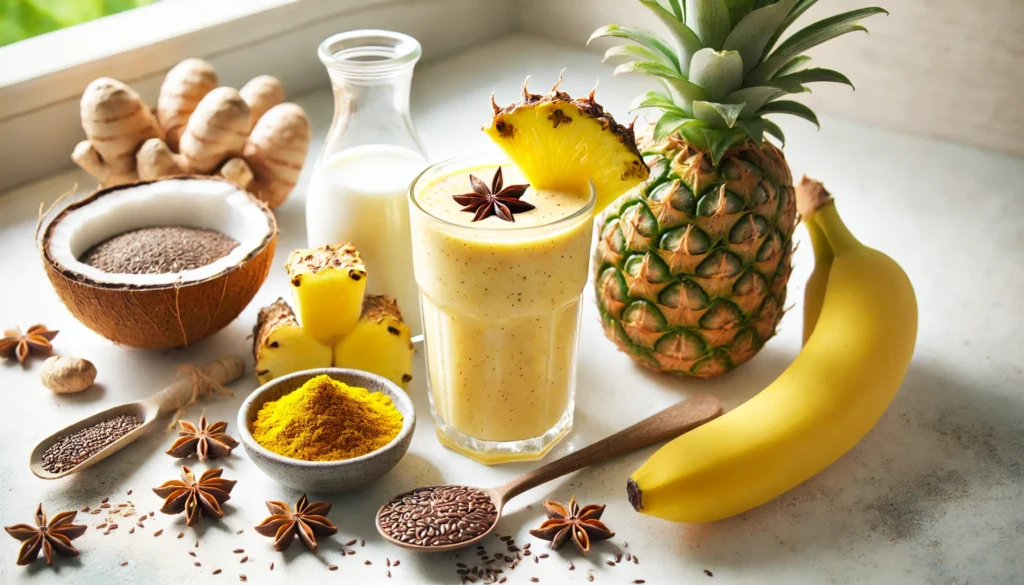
[{"x1": 0, "y1": 0, "x2": 156, "y2": 47}]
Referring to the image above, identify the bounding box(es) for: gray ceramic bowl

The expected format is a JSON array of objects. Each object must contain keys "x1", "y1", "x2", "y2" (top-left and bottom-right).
[{"x1": 237, "y1": 368, "x2": 415, "y2": 493}]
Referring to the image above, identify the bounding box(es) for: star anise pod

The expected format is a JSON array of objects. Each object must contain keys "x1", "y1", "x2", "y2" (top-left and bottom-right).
[
  {"x1": 528, "y1": 496, "x2": 614, "y2": 555},
  {"x1": 153, "y1": 466, "x2": 236, "y2": 526},
  {"x1": 166, "y1": 413, "x2": 239, "y2": 462},
  {"x1": 453, "y1": 166, "x2": 534, "y2": 222},
  {"x1": 253, "y1": 494, "x2": 338, "y2": 552},
  {"x1": 0, "y1": 325, "x2": 58, "y2": 365},
  {"x1": 4, "y1": 504, "x2": 86, "y2": 566}
]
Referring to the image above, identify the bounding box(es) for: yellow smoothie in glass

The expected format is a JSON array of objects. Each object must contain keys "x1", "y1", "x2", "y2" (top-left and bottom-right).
[{"x1": 409, "y1": 157, "x2": 594, "y2": 464}]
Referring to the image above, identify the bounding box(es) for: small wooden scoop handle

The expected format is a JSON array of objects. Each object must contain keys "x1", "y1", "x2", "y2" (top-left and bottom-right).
[
  {"x1": 148, "y1": 356, "x2": 246, "y2": 414},
  {"x1": 496, "y1": 394, "x2": 722, "y2": 502}
]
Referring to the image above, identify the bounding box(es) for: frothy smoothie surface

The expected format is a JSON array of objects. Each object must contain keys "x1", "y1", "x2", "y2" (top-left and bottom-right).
[{"x1": 414, "y1": 164, "x2": 590, "y2": 228}]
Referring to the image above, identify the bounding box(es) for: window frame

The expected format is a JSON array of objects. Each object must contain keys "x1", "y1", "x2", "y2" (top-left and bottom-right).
[{"x1": 0, "y1": 0, "x2": 509, "y2": 193}]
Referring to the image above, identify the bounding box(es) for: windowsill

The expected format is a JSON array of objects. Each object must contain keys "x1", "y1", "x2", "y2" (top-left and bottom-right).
[
  {"x1": 0, "y1": 0, "x2": 385, "y2": 117},
  {"x1": 0, "y1": 0, "x2": 510, "y2": 192}
]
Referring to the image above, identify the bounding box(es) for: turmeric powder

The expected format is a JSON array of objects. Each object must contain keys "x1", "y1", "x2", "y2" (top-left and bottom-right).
[{"x1": 251, "y1": 374, "x2": 403, "y2": 461}]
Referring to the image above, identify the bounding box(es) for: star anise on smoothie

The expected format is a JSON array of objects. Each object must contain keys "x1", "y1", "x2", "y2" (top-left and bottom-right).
[
  {"x1": 253, "y1": 494, "x2": 337, "y2": 552},
  {"x1": 166, "y1": 413, "x2": 239, "y2": 462},
  {"x1": 528, "y1": 496, "x2": 614, "y2": 555},
  {"x1": 4, "y1": 504, "x2": 86, "y2": 566},
  {"x1": 0, "y1": 325, "x2": 58, "y2": 365},
  {"x1": 453, "y1": 166, "x2": 534, "y2": 222},
  {"x1": 153, "y1": 466, "x2": 236, "y2": 526}
]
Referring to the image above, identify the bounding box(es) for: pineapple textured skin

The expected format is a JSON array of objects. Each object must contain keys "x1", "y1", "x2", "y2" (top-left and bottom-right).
[
  {"x1": 588, "y1": 0, "x2": 886, "y2": 376},
  {"x1": 594, "y1": 133, "x2": 795, "y2": 378}
]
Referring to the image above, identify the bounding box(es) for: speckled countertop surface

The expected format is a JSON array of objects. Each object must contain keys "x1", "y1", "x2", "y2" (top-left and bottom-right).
[{"x1": 1, "y1": 35, "x2": 1021, "y2": 585}]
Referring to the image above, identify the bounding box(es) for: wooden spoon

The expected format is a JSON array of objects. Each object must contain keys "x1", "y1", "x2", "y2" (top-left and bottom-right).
[
  {"x1": 375, "y1": 393, "x2": 723, "y2": 552},
  {"x1": 29, "y1": 356, "x2": 244, "y2": 479}
]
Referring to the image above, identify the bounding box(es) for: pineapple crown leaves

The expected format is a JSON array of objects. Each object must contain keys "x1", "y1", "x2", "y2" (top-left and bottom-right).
[{"x1": 590, "y1": 0, "x2": 887, "y2": 163}]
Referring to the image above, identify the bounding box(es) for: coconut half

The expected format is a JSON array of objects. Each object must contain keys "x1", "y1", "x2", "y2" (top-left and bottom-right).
[{"x1": 42, "y1": 177, "x2": 277, "y2": 349}]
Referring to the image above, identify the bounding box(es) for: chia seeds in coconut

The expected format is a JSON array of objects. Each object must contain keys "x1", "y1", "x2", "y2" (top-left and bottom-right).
[{"x1": 80, "y1": 226, "x2": 239, "y2": 274}]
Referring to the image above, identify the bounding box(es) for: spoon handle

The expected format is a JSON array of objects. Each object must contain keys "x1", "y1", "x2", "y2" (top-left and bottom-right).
[{"x1": 497, "y1": 394, "x2": 722, "y2": 502}]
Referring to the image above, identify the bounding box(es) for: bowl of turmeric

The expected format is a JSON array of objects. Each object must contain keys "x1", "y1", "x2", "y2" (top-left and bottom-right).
[{"x1": 237, "y1": 368, "x2": 415, "y2": 492}]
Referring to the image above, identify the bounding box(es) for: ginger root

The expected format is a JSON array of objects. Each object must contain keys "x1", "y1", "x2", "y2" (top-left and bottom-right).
[
  {"x1": 179, "y1": 87, "x2": 250, "y2": 174},
  {"x1": 220, "y1": 157, "x2": 254, "y2": 191},
  {"x1": 72, "y1": 59, "x2": 310, "y2": 208},
  {"x1": 240, "y1": 75, "x2": 285, "y2": 131},
  {"x1": 157, "y1": 58, "x2": 219, "y2": 151},
  {"x1": 75, "y1": 78, "x2": 161, "y2": 185},
  {"x1": 244, "y1": 103, "x2": 311, "y2": 208},
  {"x1": 137, "y1": 138, "x2": 187, "y2": 180}
]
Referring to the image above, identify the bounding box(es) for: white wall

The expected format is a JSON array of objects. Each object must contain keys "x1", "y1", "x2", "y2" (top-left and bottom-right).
[{"x1": 517, "y1": 0, "x2": 1024, "y2": 157}]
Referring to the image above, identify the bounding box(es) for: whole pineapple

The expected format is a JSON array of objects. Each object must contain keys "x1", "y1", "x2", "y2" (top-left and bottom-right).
[{"x1": 592, "y1": 0, "x2": 885, "y2": 377}]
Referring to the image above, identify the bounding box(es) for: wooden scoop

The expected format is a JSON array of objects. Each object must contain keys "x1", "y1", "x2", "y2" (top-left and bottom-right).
[
  {"x1": 29, "y1": 357, "x2": 244, "y2": 479},
  {"x1": 375, "y1": 393, "x2": 723, "y2": 552}
]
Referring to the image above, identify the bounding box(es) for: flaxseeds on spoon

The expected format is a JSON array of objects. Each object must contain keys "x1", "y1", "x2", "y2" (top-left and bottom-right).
[
  {"x1": 41, "y1": 414, "x2": 142, "y2": 474},
  {"x1": 377, "y1": 485, "x2": 497, "y2": 547}
]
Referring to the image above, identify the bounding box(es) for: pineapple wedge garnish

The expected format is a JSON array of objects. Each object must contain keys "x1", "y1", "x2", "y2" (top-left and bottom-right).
[
  {"x1": 285, "y1": 243, "x2": 366, "y2": 344},
  {"x1": 252, "y1": 298, "x2": 332, "y2": 384},
  {"x1": 333, "y1": 295, "x2": 414, "y2": 388},
  {"x1": 483, "y1": 76, "x2": 648, "y2": 212}
]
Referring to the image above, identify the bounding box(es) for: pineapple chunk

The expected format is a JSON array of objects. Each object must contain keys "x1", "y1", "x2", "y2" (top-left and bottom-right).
[
  {"x1": 333, "y1": 295, "x2": 414, "y2": 388},
  {"x1": 483, "y1": 77, "x2": 648, "y2": 212},
  {"x1": 252, "y1": 298, "x2": 332, "y2": 384},
  {"x1": 285, "y1": 243, "x2": 366, "y2": 343}
]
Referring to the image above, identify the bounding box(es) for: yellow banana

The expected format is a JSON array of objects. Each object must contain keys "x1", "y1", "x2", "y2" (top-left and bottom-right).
[
  {"x1": 627, "y1": 178, "x2": 917, "y2": 523},
  {"x1": 802, "y1": 218, "x2": 833, "y2": 344}
]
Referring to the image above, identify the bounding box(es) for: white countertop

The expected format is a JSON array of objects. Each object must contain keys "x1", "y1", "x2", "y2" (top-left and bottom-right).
[{"x1": 1, "y1": 35, "x2": 1021, "y2": 584}]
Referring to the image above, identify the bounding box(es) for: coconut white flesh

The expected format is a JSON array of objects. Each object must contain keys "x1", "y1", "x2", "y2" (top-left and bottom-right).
[{"x1": 48, "y1": 179, "x2": 273, "y2": 287}]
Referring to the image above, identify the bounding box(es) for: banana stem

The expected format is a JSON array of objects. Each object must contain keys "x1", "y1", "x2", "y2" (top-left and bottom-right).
[{"x1": 795, "y1": 176, "x2": 860, "y2": 255}]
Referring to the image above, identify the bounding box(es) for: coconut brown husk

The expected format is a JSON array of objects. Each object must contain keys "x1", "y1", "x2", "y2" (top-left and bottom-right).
[{"x1": 40, "y1": 177, "x2": 277, "y2": 349}]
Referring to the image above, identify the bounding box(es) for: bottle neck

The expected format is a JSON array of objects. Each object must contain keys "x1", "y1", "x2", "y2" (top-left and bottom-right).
[{"x1": 318, "y1": 30, "x2": 425, "y2": 157}]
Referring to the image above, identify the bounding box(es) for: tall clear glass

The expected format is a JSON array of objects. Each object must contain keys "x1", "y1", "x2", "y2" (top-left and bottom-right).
[
  {"x1": 409, "y1": 155, "x2": 596, "y2": 464},
  {"x1": 306, "y1": 30, "x2": 427, "y2": 335}
]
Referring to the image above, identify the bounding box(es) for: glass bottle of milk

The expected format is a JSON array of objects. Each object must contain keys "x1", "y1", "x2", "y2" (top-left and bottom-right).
[{"x1": 308, "y1": 30, "x2": 428, "y2": 335}]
